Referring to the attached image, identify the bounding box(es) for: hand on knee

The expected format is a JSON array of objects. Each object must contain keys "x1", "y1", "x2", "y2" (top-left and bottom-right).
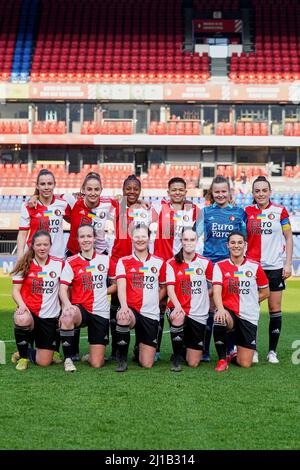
[
  {"x1": 14, "y1": 311, "x2": 32, "y2": 328},
  {"x1": 170, "y1": 310, "x2": 185, "y2": 326},
  {"x1": 60, "y1": 312, "x2": 75, "y2": 330}
]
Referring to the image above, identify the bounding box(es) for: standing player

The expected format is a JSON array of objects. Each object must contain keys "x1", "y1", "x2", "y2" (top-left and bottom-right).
[
  {"x1": 13, "y1": 169, "x2": 67, "y2": 365},
  {"x1": 59, "y1": 224, "x2": 116, "y2": 372},
  {"x1": 109, "y1": 175, "x2": 152, "y2": 359},
  {"x1": 212, "y1": 231, "x2": 270, "y2": 371},
  {"x1": 115, "y1": 224, "x2": 166, "y2": 372},
  {"x1": 199, "y1": 176, "x2": 247, "y2": 361},
  {"x1": 152, "y1": 177, "x2": 202, "y2": 360},
  {"x1": 12, "y1": 231, "x2": 63, "y2": 370},
  {"x1": 62, "y1": 172, "x2": 118, "y2": 360},
  {"x1": 245, "y1": 176, "x2": 293, "y2": 363},
  {"x1": 17, "y1": 169, "x2": 70, "y2": 260},
  {"x1": 64, "y1": 172, "x2": 118, "y2": 256},
  {"x1": 166, "y1": 228, "x2": 213, "y2": 372}
]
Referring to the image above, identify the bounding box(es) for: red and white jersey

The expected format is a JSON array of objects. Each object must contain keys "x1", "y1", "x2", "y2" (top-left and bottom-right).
[
  {"x1": 60, "y1": 251, "x2": 114, "y2": 319},
  {"x1": 246, "y1": 202, "x2": 290, "y2": 270},
  {"x1": 116, "y1": 252, "x2": 166, "y2": 321},
  {"x1": 19, "y1": 196, "x2": 70, "y2": 259},
  {"x1": 65, "y1": 195, "x2": 117, "y2": 255},
  {"x1": 12, "y1": 256, "x2": 63, "y2": 318},
  {"x1": 213, "y1": 258, "x2": 269, "y2": 325},
  {"x1": 166, "y1": 254, "x2": 213, "y2": 325},
  {"x1": 110, "y1": 203, "x2": 152, "y2": 274},
  {"x1": 152, "y1": 200, "x2": 201, "y2": 260}
]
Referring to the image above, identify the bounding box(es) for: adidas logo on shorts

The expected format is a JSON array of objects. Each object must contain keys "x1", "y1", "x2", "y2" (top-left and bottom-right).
[{"x1": 173, "y1": 336, "x2": 183, "y2": 342}]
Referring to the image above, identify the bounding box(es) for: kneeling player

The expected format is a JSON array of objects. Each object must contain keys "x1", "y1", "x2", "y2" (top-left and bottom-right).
[
  {"x1": 166, "y1": 228, "x2": 213, "y2": 372},
  {"x1": 115, "y1": 224, "x2": 166, "y2": 372},
  {"x1": 59, "y1": 224, "x2": 116, "y2": 372},
  {"x1": 12, "y1": 231, "x2": 63, "y2": 370},
  {"x1": 212, "y1": 231, "x2": 270, "y2": 371}
]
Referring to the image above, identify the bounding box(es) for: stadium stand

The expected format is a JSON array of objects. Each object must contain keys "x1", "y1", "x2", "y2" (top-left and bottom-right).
[
  {"x1": 193, "y1": 0, "x2": 240, "y2": 12},
  {"x1": 229, "y1": 0, "x2": 300, "y2": 82},
  {"x1": 0, "y1": 0, "x2": 22, "y2": 81},
  {"x1": 28, "y1": 0, "x2": 210, "y2": 83},
  {"x1": 0, "y1": 121, "x2": 29, "y2": 134},
  {"x1": 32, "y1": 121, "x2": 66, "y2": 134},
  {"x1": 81, "y1": 121, "x2": 134, "y2": 135}
]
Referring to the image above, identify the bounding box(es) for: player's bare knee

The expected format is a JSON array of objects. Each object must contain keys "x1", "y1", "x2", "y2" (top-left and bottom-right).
[
  {"x1": 238, "y1": 358, "x2": 252, "y2": 368},
  {"x1": 89, "y1": 359, "x2": 103, "y2": 369},
  {"x1": 37, "y1": 358, "x2": 52, "y2": 367},
  {"x1": 60, "y1": 312, "x2": 74, "y2": 329},
  {"x1": 170, "y1": 315, "x2": 184, "y2": 327},
  {"x1": 14, "y1": 312, "x2": 31, "y2": 328},
  {"x1": 187, "y1": 359, "x2": 200, "y2": 368},
  {"x1": 117, "y1": 316, "x2": 130, "y2": 326},
  {"x1": 140, "y1": 359, "x2": 153, "y2": 369}
]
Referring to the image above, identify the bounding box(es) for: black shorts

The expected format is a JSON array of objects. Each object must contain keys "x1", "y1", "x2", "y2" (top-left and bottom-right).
[
  {"x1": 131, "y1": 309, "x2": 159, "y2": 349},
  {"x1": 227, "y1": 309, "x2": 257, "y2": 350},
  {"x1": 32, "y1": 315, "x2": 58, "y2": 351},
  {"x1": 77, "y1": 305, "x2": 109, "y2": 346},
  {"x1": 264, "y1": 268, "x2": 285, "y2": 292},
  {"x1": 184, "y1": 317, "x2": 206, "y2": 351}
]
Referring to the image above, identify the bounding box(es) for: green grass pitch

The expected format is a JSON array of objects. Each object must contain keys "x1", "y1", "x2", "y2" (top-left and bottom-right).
[{"x1": 0, "y1": 276, "x2": 299, "y2": 450}]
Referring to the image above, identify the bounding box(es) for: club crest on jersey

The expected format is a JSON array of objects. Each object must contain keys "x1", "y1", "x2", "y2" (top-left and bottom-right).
[
  {"x1": 37, "y1": 271, "x2": 47, "y2": 278},
  {"x1": 245, "y1": 270, "x2": 253, "y2": 278},
  {"x1": 183, "y1": 215, "x2": 189, "y2": 222},
  {"x1": 55, "y1": 209, "x2": 61, "y2": 216},
  {"x1": 99, "y1": 211, "x2": 106, "y2": 219},
  {"x1": 151, "y1": 266, "x2": 158, "y2": 273},
  {"x1": 86, "y1": 265, "x2": 96, "y2": 273},
  {"x1": 44, "y1": 210, "x2": 53, "y2": 217},
  {"x1": 139, "y1": 267, "x2": 149, "y2": 273},
  {"x1": 229, "y1": 215, "x2": 235, "y2": 221},
  {"x1": 268, "y1": 213, "x2": 275, "y2": 220},
  {"x1": 196, "y1": 268, "x2": 203, "y2": 275},
  {"x1": 98, "y1": 264, "x2": 105, "y2": 272},
  {"x1": 185, "y1": 268, "x2": 195, "y2": 276},
  {"x1": 49, "y1": 271, "x2": 57, "y2": 278}
]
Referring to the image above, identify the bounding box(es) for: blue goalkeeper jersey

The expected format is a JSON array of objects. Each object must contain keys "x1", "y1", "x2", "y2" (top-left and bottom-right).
[{"x1": 199, "y1": 203, "x2": 247, "y2": 264}]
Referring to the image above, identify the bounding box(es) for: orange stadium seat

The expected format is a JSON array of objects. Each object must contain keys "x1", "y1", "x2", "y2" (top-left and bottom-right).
[{"x1": 28, "y1": 0, "x2": 210, "y2": 83}]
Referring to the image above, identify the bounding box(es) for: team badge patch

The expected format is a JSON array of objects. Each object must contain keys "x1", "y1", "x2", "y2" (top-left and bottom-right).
[
  {"x1": 183, "y1": 215, "x2": 190, "y2": 222},
  {"x1": 98, "y1": 264, "x2": 105, "y2": 272},
  {"x1": 196, "y1": 268, "x2": 203, "y2": 275},
  {"x1": 55, "y1": 209, "x2": 61, "y2": 216},
  {"x1": 99, "y1": 212, "x2": 106, "y2": 219},
  {"x1": 268, "y1": 213, "x2": 275, "y2": 220},
  {"x1": 229, "y1": 215, "x2": 235, "y2": 221},
  {"x1": 245, "y1": 270, "x2": 253, "y2": 278},
  {"x1": 151, "y1": 266, "x2": 158, "y2": 273},
  {"x1": 49, "y1": 271, "x2": 57, "y2": 278}
]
